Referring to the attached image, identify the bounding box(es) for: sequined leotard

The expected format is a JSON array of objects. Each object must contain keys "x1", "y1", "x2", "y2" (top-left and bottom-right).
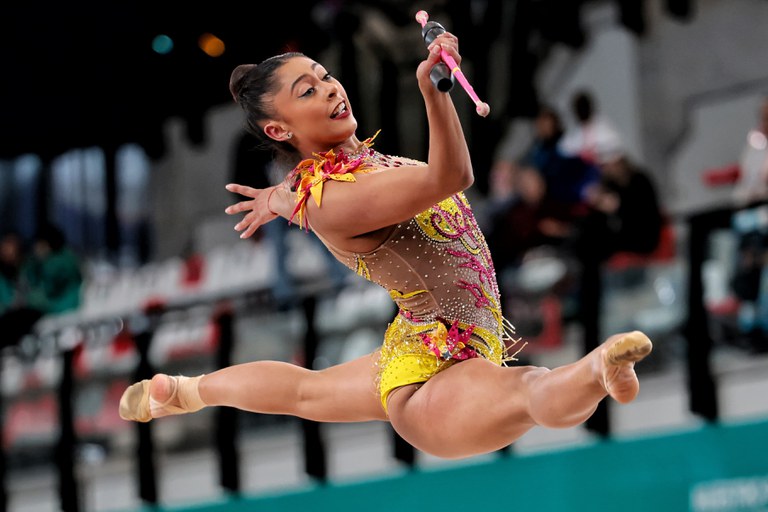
[{"x1": 288, "y1": 139, "x2": 518, "y2": 414}]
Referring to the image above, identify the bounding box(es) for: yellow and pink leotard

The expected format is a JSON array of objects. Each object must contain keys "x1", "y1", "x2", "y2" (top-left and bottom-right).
[{"x1": 288, "y1": 135, "x2": 522, "y2": 414}]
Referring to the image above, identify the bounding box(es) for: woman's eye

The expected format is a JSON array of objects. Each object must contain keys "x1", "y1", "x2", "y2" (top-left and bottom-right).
[
  {"x1": 301, "y1": 87, "x2": 315, "y2": 97},
  {"x1": 323, "y1": 73, "x2": 332, "y2": 81}
]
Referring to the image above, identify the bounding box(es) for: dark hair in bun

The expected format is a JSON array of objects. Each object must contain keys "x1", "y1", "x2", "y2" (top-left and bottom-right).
[{"x1": 229, "y1": 52, "x2": 305, "y2": 167}]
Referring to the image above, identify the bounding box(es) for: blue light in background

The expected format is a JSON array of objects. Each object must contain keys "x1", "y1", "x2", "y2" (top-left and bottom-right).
[{"x1": 152, "y1": 34, "x2": 174, "y2": 55}]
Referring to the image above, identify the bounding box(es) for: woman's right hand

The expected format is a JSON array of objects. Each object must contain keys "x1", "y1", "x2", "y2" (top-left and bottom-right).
[{"x1": 416, "y1": 32, "x2": 462, "y2": 96}]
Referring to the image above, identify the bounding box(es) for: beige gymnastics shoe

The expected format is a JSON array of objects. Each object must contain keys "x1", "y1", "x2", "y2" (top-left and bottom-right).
[
  {"x1": 600, "y1": 331, "x2": 653, "y2": 404},
  {"x1": 119, "y1": 375, "x2": 206, "y2": 422}
]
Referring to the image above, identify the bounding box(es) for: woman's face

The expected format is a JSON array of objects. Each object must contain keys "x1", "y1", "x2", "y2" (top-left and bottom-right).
[
  {"x1": 0, "y1": 235, "x2": 21, "y2": 264},
  {"x1": 266, "y1": 57, "x2": 357, "y2": 152}
]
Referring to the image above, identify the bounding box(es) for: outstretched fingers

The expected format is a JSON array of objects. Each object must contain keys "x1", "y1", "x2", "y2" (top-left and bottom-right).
[
  {"x1": 236, "y1": 211, "x2": 262, "y2": 239},
  {"x1": 225, "y1": 199, "x2": 256, "y2": 215},
  {"x1": 225, "y1": 183, "x2": 259, "y2": 198},
  {"x1": 224, "y1": 182, "x2": 277, "y2": 239}
]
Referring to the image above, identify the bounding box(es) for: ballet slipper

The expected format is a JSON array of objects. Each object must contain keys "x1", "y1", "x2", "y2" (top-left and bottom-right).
[
  {"x1": 149, "y1": 375, "x2": 206, "y2": 418},
  {"x1": 600, "y1": 330, "x2": 652, "y2": 404},
  {"x1": 119, "y1": 375, "x2": 206, "y2": 423},
  {"x1": 119, "y1": 379, "x2": 152, "y2": 422}
]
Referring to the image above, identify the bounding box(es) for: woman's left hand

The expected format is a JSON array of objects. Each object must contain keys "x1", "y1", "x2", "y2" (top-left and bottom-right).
[{"x1": 225, "y1": 183, "x2": 278, "y2": 239}]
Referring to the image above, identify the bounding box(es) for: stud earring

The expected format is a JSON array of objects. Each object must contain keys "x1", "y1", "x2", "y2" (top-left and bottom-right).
[{"x1": 286, "y1": 133, "x2": 293, "y2": 139}]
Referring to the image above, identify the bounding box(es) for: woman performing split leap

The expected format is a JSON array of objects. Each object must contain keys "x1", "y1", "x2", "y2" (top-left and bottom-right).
[{"x1": 120, "y1": 30, "x2": 652, "y2": 459}]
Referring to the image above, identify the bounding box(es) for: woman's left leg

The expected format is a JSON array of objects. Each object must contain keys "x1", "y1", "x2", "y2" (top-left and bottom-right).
[
  {"x1": 386, "y1": 331, "x2": 651, "y2": 459},
  {"x1": 198, "y1": 353, "x2": 387, "y2": 422},
  {"x1": 120, "y1": 352, "x2": 388, "y2": 423}
]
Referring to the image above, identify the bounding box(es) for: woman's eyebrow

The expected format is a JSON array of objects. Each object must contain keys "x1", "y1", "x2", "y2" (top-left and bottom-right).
[{"x1": 290, "y1": 62, "x2": 320, "y2": 94}]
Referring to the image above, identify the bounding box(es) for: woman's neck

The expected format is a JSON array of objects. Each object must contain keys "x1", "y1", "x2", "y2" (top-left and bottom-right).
[
  {"x1": 333, "y1": 135, "x2": 363, "y2": 156},
  {"x1": 299, "y1": 135, "x2": 362, "y2": 159}
]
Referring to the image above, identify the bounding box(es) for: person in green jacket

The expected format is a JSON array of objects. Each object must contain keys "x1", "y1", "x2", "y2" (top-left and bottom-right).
[
  {"x1": 21, "y1": 224, "x2": 83, "y2": 315},
  {"x1": 0, "y1": 224, "x2": 82, "y2": 348}
]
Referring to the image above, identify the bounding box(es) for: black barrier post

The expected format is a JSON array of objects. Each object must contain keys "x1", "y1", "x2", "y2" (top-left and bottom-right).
[
  {"x1": 56, "y1": 346, "x2": 80, "y2": 511},
  {"x1": 132, "y1": 308, "x2": 161, "y2": 505},
  {"x1": 581, "y1": 257, "x2": 610, "y2": 437},
  {"x1": 214, "y1": 304, "x2": 240, "y2": 495},
  {"x1": 300, "y1": 296, "x2": 327, "y2": 481},
  {"x1": 684, "y1": 209, "x2": 732, "y2": 421},
  {"x1": 392, "y1": 431, "x2": 415, "y2": 467}
]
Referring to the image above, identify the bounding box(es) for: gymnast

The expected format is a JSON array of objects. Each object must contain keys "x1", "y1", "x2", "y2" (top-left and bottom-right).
[{"x1": 119, "y1": 26, "x2": 651, "y2": 459}]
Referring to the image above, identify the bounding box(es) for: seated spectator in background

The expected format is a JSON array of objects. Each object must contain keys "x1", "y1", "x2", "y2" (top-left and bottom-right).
[
  {"x1": 733, "y1": 96, "x2": 768, "y2": 205},
  {"x1": 0, "y1": 228, "x2": 61, "y2": 348},
  {"x1": 485, "y1": 163, "x2": 550, "y2": 274},
  {"x1": 521, "y1": 104, "x2": 600, "y2": 222},
  {"x1": 0, "y1": 225, "x2": 83, "y2": 347},
  {"x1": 0, "y1": 231, "x2": 23, "y2": 315},
  {"x1": 559, "y1": 89, "x2": 624, "y2": 167},
  {"x1": 483, "y1": 156, "x2": 519, "y2": 223},
  {"x1": 484, "y1": 161, "x2": 580, "y2": 343},
  {"x1": 21, "y1": 223, "x2": 83, "y2": 316},
  {"x1": 573, "y1": 145, "x2": 663, "y2": 263},
  {"x1": 729, "y1": 221, "x2": 768, "y2": 352},
  {"x1": 0, "y1": 230, "x2": 42, "y2": 348},
  {"x1": 729, "y1": 97, "x2": 768, "y2": 351}
]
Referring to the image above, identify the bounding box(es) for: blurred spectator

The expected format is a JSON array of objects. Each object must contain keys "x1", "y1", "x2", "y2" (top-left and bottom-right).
[
  {"x1": 21, "y1": 223, "x2": 83, "y2": 315},
  {"x1": 483, "y1": 159, "x2": 576, "y2": 355},
  {"x1": 573, "y1": 145, "x2": 662, "y2": 263},
  {"x1": 0, "y1": 231, "x2": 24, "y2": 314},
  {"x1": 730, "y1": 223, "x2": 768, "y2": 345},
  {"x1": 727, "y1": 97, "x2": 768, "y2": 352},
  {"x1": 733, "y1": 96, "x2": 768, "y2": 205},
  {"x1": 0, "y1": 224, "x2": 82, "y2": 348},
  {"x1": 559, "y1": 89, "x2": 624, "y2": 167},
  {"x1": 521, "y1": 104, "x2": 600, "y2": 223},
  {"x1": 484, "y1": 105, "x2": 600, "y2": 284},
  {"x1": 0, "y1": 231, "x2": 41, "y2": 348},
  {"x1": 485, "y1": 163, "x2": 549, "y2": 273}
]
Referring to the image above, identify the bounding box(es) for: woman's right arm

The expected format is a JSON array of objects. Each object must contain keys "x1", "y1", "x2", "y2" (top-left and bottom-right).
[
  {"x1": 303, "y1": 33, "x2": 476, "y2": 239},
  {"x1": 418, "y1": 32, "x2": 474, "y2": 194}
]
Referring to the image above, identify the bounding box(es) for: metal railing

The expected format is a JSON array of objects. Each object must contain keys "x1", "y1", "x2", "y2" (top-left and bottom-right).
[{"x1": 3, "y1": 198, "x2": 767, "y2": 509}]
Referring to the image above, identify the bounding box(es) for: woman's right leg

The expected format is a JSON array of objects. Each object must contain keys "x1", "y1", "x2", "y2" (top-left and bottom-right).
[
  {"x1": 120, "y1": 352, "x2": 387, "y2": 424},
  {"x1": 385, "y1": 330, "x2": 652, "y2": 459}
]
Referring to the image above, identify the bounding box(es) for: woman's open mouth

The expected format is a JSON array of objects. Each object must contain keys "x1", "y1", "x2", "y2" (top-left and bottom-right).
[{"x1": 330, "y1": 101, "x2": 350, "y2": 119}]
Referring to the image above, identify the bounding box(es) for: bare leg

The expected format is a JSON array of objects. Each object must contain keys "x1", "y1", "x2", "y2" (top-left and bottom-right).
[
  {"x1": 121, "y1": 353, "x2": 387, "y2": 423},
  {"x1": 386, "y1": 331, "x2": 652, "y2": 459}
]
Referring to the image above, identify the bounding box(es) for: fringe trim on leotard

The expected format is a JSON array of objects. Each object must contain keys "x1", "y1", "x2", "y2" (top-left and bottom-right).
[{"x1": 500, "y1": 316, "x2": 527, "y2": 364}]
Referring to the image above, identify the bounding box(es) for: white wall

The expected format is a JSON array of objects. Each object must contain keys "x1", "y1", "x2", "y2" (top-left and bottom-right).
[
  {"x1": 150, "y1": 105, "x2": 245, "y2": 259},
  {"x1": 638, "y1": 0, "x2": 768, "y2": 211},
  {"x1": 669, "y1": 93, "x2": 764, "y2": 214}
]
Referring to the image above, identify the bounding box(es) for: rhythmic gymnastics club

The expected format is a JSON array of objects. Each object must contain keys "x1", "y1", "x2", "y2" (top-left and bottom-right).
[{"x1": 415, "y1": 10, "x2": 491, "y2": 118}]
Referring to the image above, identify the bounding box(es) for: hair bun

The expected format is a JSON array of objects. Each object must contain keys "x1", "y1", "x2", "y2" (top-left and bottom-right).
[{"x1": 229, "y1": 64, "x2": 256, "y2": 103}]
